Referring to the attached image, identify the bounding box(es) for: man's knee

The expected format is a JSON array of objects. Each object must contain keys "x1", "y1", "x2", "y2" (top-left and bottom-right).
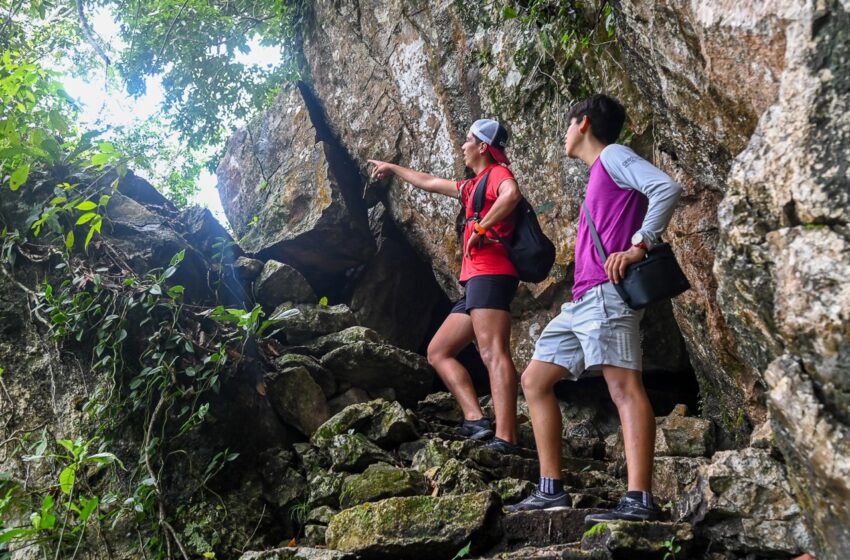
[
  {"x1": 521, "y1": 368, "x2": 552, "y2": 396},
  {"x1": 478, "y1": 344, "x2": 507, "y2": 371}
]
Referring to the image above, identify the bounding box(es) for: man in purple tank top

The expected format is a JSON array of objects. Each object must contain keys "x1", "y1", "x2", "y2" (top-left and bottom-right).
[{"x1": 507, "y1": 95, "x2": 682, "y2": 521}]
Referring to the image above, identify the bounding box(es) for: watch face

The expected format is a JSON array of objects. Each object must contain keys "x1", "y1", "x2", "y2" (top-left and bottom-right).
[{"x1": 631, "y1": 232, "x2": 643, "y2": 245}]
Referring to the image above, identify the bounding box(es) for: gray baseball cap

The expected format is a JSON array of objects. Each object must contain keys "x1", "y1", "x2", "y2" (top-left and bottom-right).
[{"x1": 470, "y1": 119, "x2": 510, "y2": 165}]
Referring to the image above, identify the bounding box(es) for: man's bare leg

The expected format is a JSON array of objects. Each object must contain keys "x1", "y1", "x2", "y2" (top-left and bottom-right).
[
  {"x1": 602, "y1": 366, "x2": 655, "y2": 491},
  {"x1": 520, "y1": 359, "x2": 570, "y2": 478},
  {"x1": 426, "y1": 313, "x2": 481, "y2": 420},
  {"x1": 470, "y1": 308, "x2": 517, "y2": 443}
]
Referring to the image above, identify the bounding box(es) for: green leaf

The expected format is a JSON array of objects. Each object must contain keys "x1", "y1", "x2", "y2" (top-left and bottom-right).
[
  {"x1": 84, "y1": 224, "x2": 97, "y2": 250},
  {"x1": 65, "y1": 230, "x2": 74, "y2": 249},
  {"x1": 451, "y1": 541, "x2": 472, "y2": 560},
  {"x1": 75, "y1": 200, "x2": 97, "y2": 211},
  {"x1": 76, "y1": 212, "x2": 97, "y2": 225},
  {"x1": 59, "y1": 465, "x2": 76, "y2": 494},
  {"x1": 79, "y1": 496, "x2": 99, "y2": 522},
  {"x1": 502, "y1": 6, "x2": 518, "y2": 19},
  {"x1": 149, "y1": 284, "x2": 162, "y2": 295},
  {"x1": 169, "y1": 249, "x2": 186, "y2": 267},
  {"x1": 9, "y1": 164, "x2": 29, "y2": 191},
  {"x1": 319, "y1": 296, "x2": 328, "y2": 307},
  {"x1": 167, "y1": 285, "x2": 185, "y2": 298}
]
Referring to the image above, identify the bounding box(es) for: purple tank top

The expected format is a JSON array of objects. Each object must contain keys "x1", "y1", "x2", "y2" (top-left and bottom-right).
[{"x1": 572, "y1": 158, "x2": 648, "y2": 301}]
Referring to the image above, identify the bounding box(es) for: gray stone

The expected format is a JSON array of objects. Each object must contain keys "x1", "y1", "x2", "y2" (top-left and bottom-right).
[
  {"x1": 677, "y1": 447, "x2": 812, "y2": 555},
  {"x1": 327, "y1": 387, "x2": 371, "y2": 416},
  {"x1": 264, "y1": 366, "x2": 330, "y2": 437},
  {"x1": 254, "y1": 259, "x2": 317, "y2": 308},
  {"x1": 302, "y1": 326, "x2": 384, "y2": 357},
  {"x1": 581, "y1": 521, "x2": 693, "y2": 556},
  {"x1": 503, "y1": 509, "x2": 607, "y2": 551},
  {"x1": 326, "y1": 491, "x2": 502, "y2": 557},
  {"x1": 327, "y1": 433, "x2": 395, "y2": 473},
  {"x1": 429, "y1": 458, "x2": 488, "y2": 495},
  {"x1": 417, "y1": 392, "x2": 464, "y2": 424},
  {"x1": 492, "y1": 478, "x2": 535, "y2": 505},
  {"x1": 321, "y1": 341, "x2": 434, "y2": 407},
  {"x1": 274, "y1": 354, "x2": 336, "y2": 398},
  {"x1": 233, "y1": 256, "x2": 264, "y2": 280},
  {"x1": 312, "y1": 399, "x2": 419, "y2": 449},
  {"x1": 272, "y1": 303, "x2": 357, "y2": 345},
  {"x1": 652, "y1": 456, "x2": 708, "y2": 507},
  {"x1": 240, "y1": 547, "x2": 354, "y2": 560},
  {"x1": 655, "y1": 409, "x2": 715, "y2": 458},
  {"x1": 339, "y1": 463, "x2": 428, "y2": 508},
  {"x1": 307, "y1": 471, "x2": 345, "y2": 509},
  {"x1": 411, "y1": 437, "x2": 476, "y2": 472}
]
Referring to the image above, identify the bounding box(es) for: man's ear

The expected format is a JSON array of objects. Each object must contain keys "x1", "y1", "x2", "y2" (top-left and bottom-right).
[
  {"x1": 479, "y1": 142, "x2": 488, "y2": 155},
  {"x1": 579, "y1": 115, "x2": 591, "y2": 133}
]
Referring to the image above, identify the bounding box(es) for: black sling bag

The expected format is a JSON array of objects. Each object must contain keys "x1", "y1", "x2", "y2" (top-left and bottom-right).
[
  {"x1": 465, "y1": 172, "x2": 555, "y2": 283},
  {"x1": 583, "y1": 202, "x2": 690, "y2": 309}
]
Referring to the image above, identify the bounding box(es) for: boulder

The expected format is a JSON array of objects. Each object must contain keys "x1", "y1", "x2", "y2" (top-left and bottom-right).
[
  {"x1": 581, "y1": 521, "x2": 693, "y2": 557},
  {"x1": 257, "y1": 448, "x2": 307, "y2": 509},
  {"x1": 339, "y1": 463, "x2": 428, "y2": 508},
  {"x1": 411, "y1": 438, "x2": 476, "y2": 472},
  {"x1": 677, "y1": 448, "x2": 812, "y2": 555},
  {"x1": 327, "y1": 387, "x2": 372, "y2": 416},
  {"x1": 233, "y1": 256, "x2": 265, "y2": 280},
  {"x1": 216, "y1": 86, "x2": 374, "y2": 278},
  {"x1": 240, "y1": 547, "x2": 354, "y2": 560},
  {"x1": 254, "y1": 259, "x2": 317, "y2": 308},
  {"x1": 655, "y1": 407, "x2": 715, "y2": 458},
  {"x1": 492, "y1": 478, "x2": 536, "y2": 505},
  {"x1": 327, "y1": 433, "x2": 395, "y2": 473},
  {"x1": 272, "y1": 304, "x2": 357, "y2": 345},
  {"x1": 264, "y1": 366, "x2": 330, "y2": 437},
  {"x1": 429, "y1": 458, "x2": 488, "y2": 496},
  {"x1": 273, "y1": 354, "x2": 336, "y2": 398},
  {"x1": 326, "y1": 491, "x2": 502, "y2": 558},
  {"x1": 651, "y1": 456, "x2": 708, "y2": 507},
  {"x1": 502, "y1": 509, "x2": 606, "y2": 551},
  {"x1": 417, "y1": 392, "x2": 464, "y2": 425},
  {"x1": 320, "y1": 342, "x2": 434, "y2": 407},
  {"x1": 311, "y1": 399, "x2": 419, "y2": 449},
  {"x1": 307, "y1": 471, "x2": 345, "y2": 509},
  {"x1": 301, "y1": 326, "x2": 384, "y2": 358}
]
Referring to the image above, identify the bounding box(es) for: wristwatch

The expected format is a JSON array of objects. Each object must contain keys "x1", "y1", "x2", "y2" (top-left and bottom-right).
[{"x1": 631, "y1": 232, "x2": 648, "y2": 251}]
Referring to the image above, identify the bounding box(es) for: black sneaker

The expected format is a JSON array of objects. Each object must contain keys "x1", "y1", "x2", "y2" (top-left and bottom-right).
[
  {"x1": 584, "y1": 495, "x2": 661, "y2": 524},
  {"x1": 480, "y1": 437, "x2": 521, "y2": 455},
  {"x1": 458, "y1": 417, "x2": 494, "y2": 440},
  {"x1": 506, "y1": 488, "x2": 572, "y2": 513}
]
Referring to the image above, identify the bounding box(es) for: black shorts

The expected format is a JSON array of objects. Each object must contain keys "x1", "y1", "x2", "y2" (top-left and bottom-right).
[{"x1": 450, "y1": 275, "x2": 519, "y2": 314}]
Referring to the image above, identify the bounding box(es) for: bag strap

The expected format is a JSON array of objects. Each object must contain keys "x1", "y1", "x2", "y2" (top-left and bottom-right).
[
  {"x1": 582, "y1": 202, "x2": 608, "y2": 262},
  {"x1": 471, "y1": 171, "x2": 491, "y2": 221}
]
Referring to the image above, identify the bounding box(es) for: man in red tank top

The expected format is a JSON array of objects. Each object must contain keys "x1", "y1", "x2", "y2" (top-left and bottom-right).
[{"x1": 369, "y1": 119, "x2": 523, "y2": 453}]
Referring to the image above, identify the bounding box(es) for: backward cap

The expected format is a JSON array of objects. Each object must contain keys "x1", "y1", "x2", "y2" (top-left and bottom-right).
[{"x1": 471, "y1": 119, "x2": 510, "y2": 165}]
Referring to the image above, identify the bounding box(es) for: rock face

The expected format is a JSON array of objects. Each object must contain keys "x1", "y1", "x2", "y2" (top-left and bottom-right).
[
  {"x1": 212, "y1": 0, "x2": 848, "y2": 557},
  {"x1": 216, "y1": 86, "x2": 374, "y2": 287},
  {"x1": 678, "y1": 448, "x2": 812, "y2": 556}
]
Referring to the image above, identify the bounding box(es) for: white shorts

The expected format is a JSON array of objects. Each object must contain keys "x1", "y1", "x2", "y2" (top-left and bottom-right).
[{"x1": 531, "y1": 282, "x2": 644, "y2": 380}]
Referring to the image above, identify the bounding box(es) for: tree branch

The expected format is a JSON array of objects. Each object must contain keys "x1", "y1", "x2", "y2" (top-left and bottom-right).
[{"x1": 75, "y1": 0, "x2": 111, "y2": 67}]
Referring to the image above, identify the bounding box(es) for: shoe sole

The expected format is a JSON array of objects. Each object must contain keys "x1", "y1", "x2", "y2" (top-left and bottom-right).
[
  {"x1": 507, "y1": 505, "x2": 572, "y2": 514},
  {"x1": 583, "y1": 514, "x2": 657, "y2": 524}
]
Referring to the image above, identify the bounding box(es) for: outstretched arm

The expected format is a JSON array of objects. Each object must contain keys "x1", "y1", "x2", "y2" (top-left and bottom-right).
[{"x1": 368, "y1": 159, "x2": 458, "y2": 197}]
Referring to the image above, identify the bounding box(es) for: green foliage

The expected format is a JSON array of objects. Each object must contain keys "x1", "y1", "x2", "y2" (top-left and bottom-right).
[
  {"x1": 501, "y1": 0, "x2": 617, "y2": 97},
  {"x1": 582, "y1": 522, "x2": 608, "y2": 539},
  {"x1": 451, "y1": 540, "x2": 472, "y2": 559},
  {"x1": 663, "y1": 536, "x2": 682, "y2": 560}
]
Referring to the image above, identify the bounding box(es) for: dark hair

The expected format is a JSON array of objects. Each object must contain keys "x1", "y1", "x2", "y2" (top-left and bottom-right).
[{"x1": 565, "y1": 94, "x2": 626, "y2": 145}]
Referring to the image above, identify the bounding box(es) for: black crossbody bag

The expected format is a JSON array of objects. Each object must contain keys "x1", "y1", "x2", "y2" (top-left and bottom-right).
[{"x1": 583, "y1": 203, "x2": 690, "y2": 309}]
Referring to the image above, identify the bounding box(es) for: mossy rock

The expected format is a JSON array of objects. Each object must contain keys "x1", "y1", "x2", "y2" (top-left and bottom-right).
[
  {"x1": 339, "y1": 463, "x2": 428, "y2": 509},
  {"x1": 492, "y1": 477, "x2": 536, "y2": 503},
  {"x1": 312, "y1": 399, "x2": 418, "y2": 449},
  {"x1": 432, "y1": 458, "x2": 488, "y2": 495},
  {"x1": 326, "y1": 491, "x2": 502, "y2": 558},
  {"x1": 308, "y1": 471, "x2": 345, "y2": 509},
  {"x1": 411, "y1": 437, "x2": 475, "y2": 472},
  {"x1": 328, "y1": 432, "x2": 395, "y2": 472},
  {"x1": 581, "y1": 521, "x2": 693, "y2": 555}
]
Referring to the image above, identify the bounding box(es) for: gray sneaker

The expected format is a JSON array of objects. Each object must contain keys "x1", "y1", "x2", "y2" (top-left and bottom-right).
[
  {"x1": 457, "y1": 417, "x2": 494, "y2": 440},
  {"x1": 506, "y1": 489, "x2": 573, "y2": 513}
]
